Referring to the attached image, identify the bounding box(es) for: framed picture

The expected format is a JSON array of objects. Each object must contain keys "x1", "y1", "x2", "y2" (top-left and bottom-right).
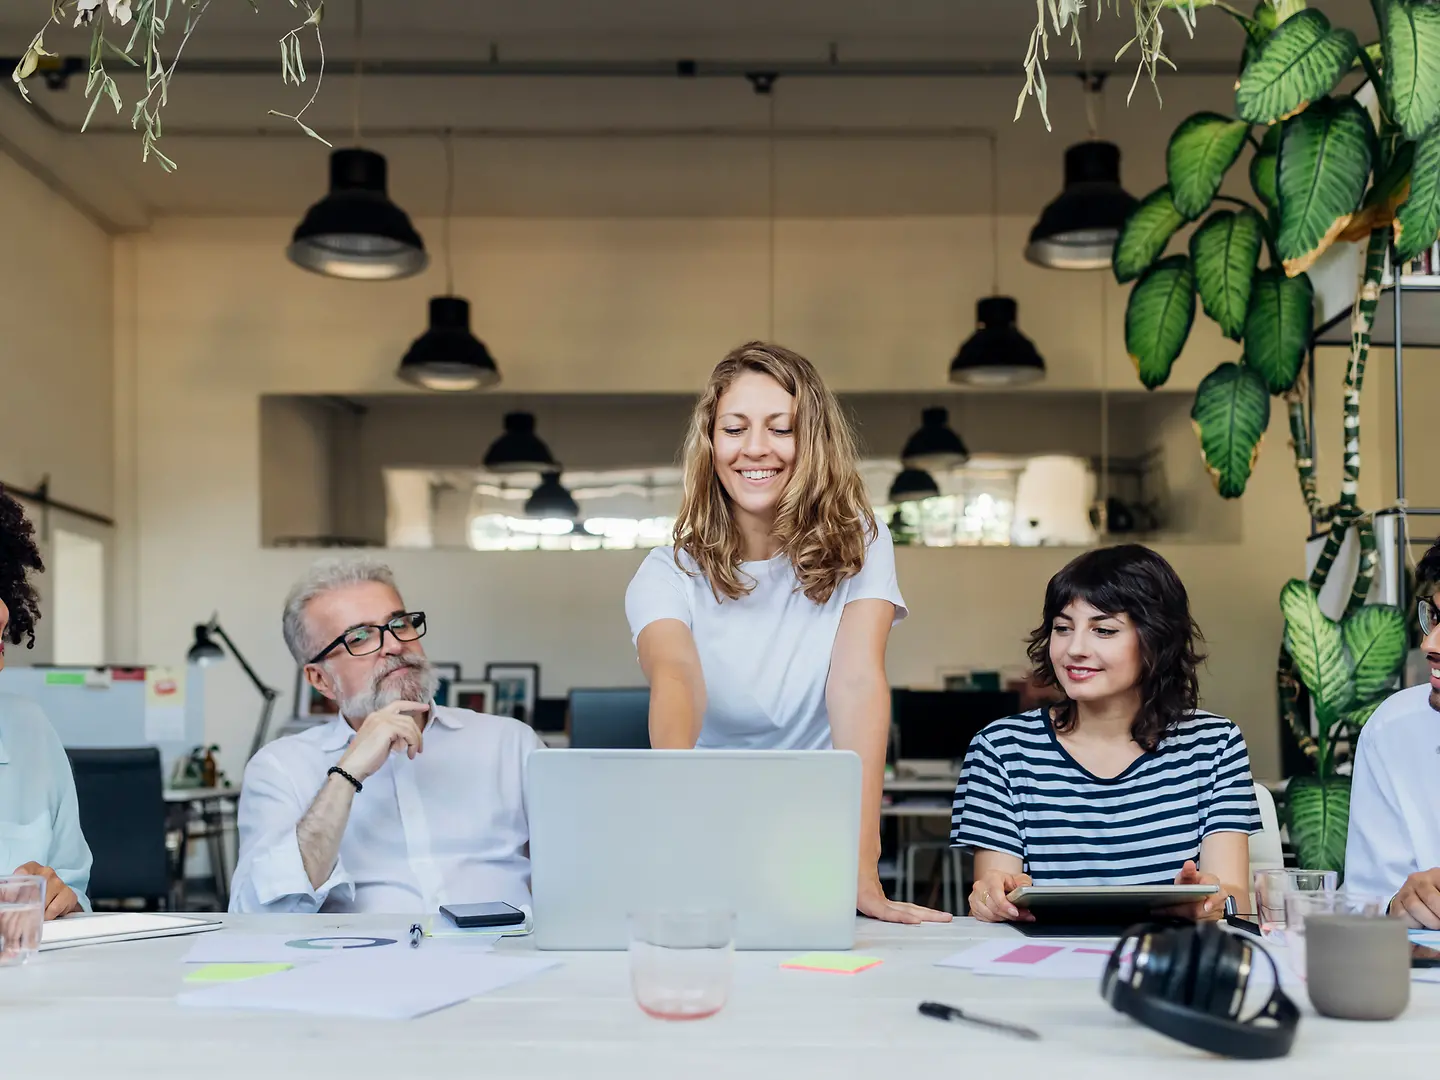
[
  {"x1": 294, "y1": 667, "x2": 339, "y2": 718},
  {"x1": 431, "y1": 662, "x2": 462, "y2": 709},
  {"x1": 448, "y1": 679, "x2": 496, "y2": 714},
  {"x1": 484, "y1": 663, "x2": 540, "y2": 725}
]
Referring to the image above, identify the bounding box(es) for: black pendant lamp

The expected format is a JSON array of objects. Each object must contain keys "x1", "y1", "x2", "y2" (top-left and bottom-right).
[
  {"x1": 484, "y1": 412, "x2": 559, "y2": 473},
  {"x1": 286, "y1": 4, "x2": 426, "y2": 280},
  {"x1": 525, "y1": 472, "x2": 580, "y2": 520},
  {"x1": 1025, "y1": 140, "x2": 1138, "y2": 270},
  {"x1": 949, "y1": 297, "x2": 1046, "y2": 387},
  {"x1": 900, "y1": 407, "x2": 969, "y2": 472},
  {"x1": 888, "y1": 467, "x2": 939, "y2": 504},
  {"x1": 396, "y1": 135, "x2": 500, "y2": 391},
  {"x1": 398, "y1": 298, "x2": 499, "y2": 391}
]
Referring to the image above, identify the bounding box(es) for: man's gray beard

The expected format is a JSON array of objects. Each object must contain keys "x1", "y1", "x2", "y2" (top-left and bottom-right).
[
  {"x1": 334, "y1": 654, "x2": 439, "y2": 721},
  {"x1": 1430, "y1": 686, "x2": 1440, "y2": 713}
]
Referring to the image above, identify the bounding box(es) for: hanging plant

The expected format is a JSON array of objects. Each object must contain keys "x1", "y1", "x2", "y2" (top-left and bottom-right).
[{"x1": 13, "y1": 0, "x2": 328, "y2": 171}]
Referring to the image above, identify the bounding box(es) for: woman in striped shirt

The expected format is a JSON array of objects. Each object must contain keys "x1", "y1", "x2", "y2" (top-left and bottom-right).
[{"x1": 951, "y1": 544, "x2": 1259, "y2": 923}]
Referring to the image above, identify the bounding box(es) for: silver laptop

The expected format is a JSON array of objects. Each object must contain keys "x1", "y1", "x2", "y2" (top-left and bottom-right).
[{"x1": 527, "y1": 749, "x2": 861, "y2": 951}]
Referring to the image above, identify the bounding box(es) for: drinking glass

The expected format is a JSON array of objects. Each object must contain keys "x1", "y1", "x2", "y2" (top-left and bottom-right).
[
  {"x1": 0, "y1": 874, "x2": 45, "y2": 967},
  {"x1": 1283, "y1": 890, "x2": 1386, "y2": 978},
  {"x1": 629, "y1": 909, "x2": 735, "y2": 1020},
  {"x1": 1252, "y1": 869, "x2": 1337, "y2": 940}
]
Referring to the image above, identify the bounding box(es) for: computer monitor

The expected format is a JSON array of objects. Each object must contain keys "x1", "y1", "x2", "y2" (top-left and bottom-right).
[
  {"x1": 567, "y1": 687, "x2": 651, "y2": 749},
  {"x1": 528, "y1": 748, "x2": 862, "y2": 950},
  {"x1": 893, "y1": 688, "x2": 1021, "y2": 767}
]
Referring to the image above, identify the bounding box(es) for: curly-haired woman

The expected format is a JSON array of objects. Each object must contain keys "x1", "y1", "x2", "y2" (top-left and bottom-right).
[
  {"x1": 0, "y1": 486, "x2": 90, "y2": 918},
  {"x1": 951, "y1": 544, "x2": 1259, "y2": 923},
  {"x1": 624, "y1": 342, "x2": 950, "y2": 926}
]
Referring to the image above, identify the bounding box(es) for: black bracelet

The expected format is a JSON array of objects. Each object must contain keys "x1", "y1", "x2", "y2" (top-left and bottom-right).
[{"x1": 327, "y1": 765, "x2": 362, "y2": 793}]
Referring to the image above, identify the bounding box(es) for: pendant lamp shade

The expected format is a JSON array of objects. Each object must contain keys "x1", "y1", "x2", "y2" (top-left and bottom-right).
[
  {"x1": 949, "y1": 297, "x2": 1046, "y2": 386},
  {"x1": 1025, "y1": 141, "x2": 1137, "y2": 270},
  {"x1": 287, "y1": 149, "x2": 428, "y2": 280},
  {"x1": 397, "y1": 297, "x2": 500, "y2": 392},
  {"x1": 900, "y1": 407, "x2": 969, "y2": 472},
  {"x1": 484, "y1": 412, "x2": 559, "y2": 473},
  {"x1": 888, "y1": 467, "x2": 940, "y2": 504},
  {"x1": 525, "y1": 472, "x2": 580, "y2": 520}
]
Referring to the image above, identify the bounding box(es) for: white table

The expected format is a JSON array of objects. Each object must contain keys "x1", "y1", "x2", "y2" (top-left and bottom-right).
[{"x1": 5, "y1": 914, "x2": 1433, "y2": 1078}]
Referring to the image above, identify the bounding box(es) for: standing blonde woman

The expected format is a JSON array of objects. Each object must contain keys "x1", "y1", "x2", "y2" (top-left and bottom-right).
[{"x1": 625, "y1": 342, "x2": 950, "y2": 925}]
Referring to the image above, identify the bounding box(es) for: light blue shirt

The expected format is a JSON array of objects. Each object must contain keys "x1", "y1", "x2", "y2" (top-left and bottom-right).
[{"x1": 0, "y1": 693, "x2": 92, "y2": 910}]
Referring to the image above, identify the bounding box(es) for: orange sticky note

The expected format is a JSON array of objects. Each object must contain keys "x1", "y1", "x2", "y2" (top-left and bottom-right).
[{"x1": 780, "y1": 952, "x2": 883, "y2": 974}]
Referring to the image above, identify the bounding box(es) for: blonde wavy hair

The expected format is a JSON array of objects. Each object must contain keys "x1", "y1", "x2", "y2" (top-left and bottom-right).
[{"x1": 673, "y1": 341, "x2": 875, "y2": 604}]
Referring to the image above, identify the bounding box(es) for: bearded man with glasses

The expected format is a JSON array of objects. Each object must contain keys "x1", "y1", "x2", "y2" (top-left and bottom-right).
[
  {"x1": 1346, "y1": 540, "x2": 1440, "y2": 927},
  {"x1": 229, "y1": 558, "x2": 541, "y2": 914}
]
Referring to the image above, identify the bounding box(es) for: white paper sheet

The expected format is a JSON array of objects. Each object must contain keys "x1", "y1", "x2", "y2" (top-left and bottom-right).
[
  {"x1": 177, "y1": 946, "x2": 560, "y2": 1019},
  {"x1": 936, "y1": 937, "x2": 1117, "y2": 973},
  {"x1": 182, "y1": 930, "x2": 493, "y2": 964}
]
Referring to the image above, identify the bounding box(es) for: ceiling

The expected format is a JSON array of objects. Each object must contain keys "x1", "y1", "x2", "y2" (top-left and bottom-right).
[{"x1": 0, "y1": 1, "x2": 1378, "y2": 230}]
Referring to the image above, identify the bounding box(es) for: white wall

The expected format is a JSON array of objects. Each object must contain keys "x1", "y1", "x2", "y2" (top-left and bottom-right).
[{"x1": 0, "y1": 150, "x2": 114, "y2": 665}]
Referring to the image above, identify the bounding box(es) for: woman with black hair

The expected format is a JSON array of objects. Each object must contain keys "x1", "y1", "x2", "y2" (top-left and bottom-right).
[
  {"x1": 951, "y1": 544, "x2": 1259, "y2": 923},
  {"x1": 0, "y1": 486, "x2": 90, "y2": 918}
]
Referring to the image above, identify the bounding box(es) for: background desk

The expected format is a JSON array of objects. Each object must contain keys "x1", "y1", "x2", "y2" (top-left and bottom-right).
[{"x1": 6, "y1": 914, "x2": 1431, "y2": 1078}]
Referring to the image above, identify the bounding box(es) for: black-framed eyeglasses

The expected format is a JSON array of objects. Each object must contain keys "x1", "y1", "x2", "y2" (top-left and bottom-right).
[
  {"x1": 1420, "y1": 597, "x2": 1440, "y2": 637},
  {"x1": 308, "y1": 612, "x2": 427, "y2": 664}
]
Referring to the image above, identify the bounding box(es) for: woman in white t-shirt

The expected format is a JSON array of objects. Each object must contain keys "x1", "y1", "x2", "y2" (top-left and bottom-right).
[{"x1": 625, "y1": 341, "x2": 950, "y2": 925}]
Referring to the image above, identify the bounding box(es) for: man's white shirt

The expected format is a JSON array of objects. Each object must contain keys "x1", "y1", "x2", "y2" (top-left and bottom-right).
[
  {"x1": 1345, "y1": 683, "x2": 1440, "y2": 903},
  {"x1": 229, "y1": 705, "x2": 541, "y2": 914}
]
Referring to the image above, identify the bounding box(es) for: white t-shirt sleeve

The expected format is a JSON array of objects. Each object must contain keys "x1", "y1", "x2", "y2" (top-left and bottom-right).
[
  {"x1": 844, "y1": 519, "x2": 907, "y2": 622},
  {"x1": 625, "y1": 549, "x2": 694, "y2": 645}
]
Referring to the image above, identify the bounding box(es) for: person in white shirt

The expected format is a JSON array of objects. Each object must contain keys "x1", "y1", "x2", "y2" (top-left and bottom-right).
[
  {"x1": 229, "y1": 558, "x2": 541, "y2": 914},
  {"x1": 625, "y1": 340, "x2": 949, "y2": 926},
  {"x1": 0, "y1": 486, "x2": 90, "y2": 922},
  {"x1": 1346, "y1": 545, "x2": 1440, "y2": 926}
]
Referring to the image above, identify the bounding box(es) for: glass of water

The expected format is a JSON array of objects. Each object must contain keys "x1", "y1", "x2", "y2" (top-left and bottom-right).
[
  {"x1": 0, "y1": 874, "x2": 45, "y2": 967},
  {"x1": 629, "y1": 908, "x2": 735, "y2": 1020},
  {"x1": 1283, "y1": 890, "x2": 1386, "y2": 978},
  {"x1": 1252, "y1": 869, "x2": 1337, "y2": 940}
]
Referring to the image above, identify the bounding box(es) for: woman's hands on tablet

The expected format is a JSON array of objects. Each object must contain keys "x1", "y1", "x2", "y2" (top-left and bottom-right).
[
  {"x1": 1158, "y1": 860, "x2": 1232, "y2": 921},
  {"x1": 968, "y1": 850, "x2": 1035, "y2": 922}
]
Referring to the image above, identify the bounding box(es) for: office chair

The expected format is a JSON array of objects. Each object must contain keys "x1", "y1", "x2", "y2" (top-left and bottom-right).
[
  {"x1": 567, "y1": 688, "x2": 651, "y2": 749},
  {"x1": 64, "y1": 747, "x2": 172, "y2": 910}
]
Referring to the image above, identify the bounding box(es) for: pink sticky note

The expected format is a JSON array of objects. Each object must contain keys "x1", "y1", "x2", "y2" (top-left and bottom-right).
[{"x1": 994, "y1": 945, "x2": 1064, "y2": 965}]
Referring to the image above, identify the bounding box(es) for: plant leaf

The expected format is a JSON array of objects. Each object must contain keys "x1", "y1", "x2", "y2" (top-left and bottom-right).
[
  {"x1": 1243, "y1": 267, "x2": 1314, "y2": 393},
  {"x1": 1396, "y1": 123, "x2": 1440, "y2": 263},
  {"x1": 1342, "y1": 604, "x2": 1408, "y2": 701},
  {"x1": 1379, "y1": 0, "x2": 1440, "y2": 140},
  {"x1": 1250, "y1": 149, "x2": 1278, "y2": 212},
  {"x1": 1280, "y1": 578, "x2": 1355, "y2": 719},
  {"x1": 1342, "y1": 700, "x2": 1384, "y2": 730},
  {"x1": 1191, "y1": 362, "x2": 1271, "y2": 497},
  {"x1": 1166, "y1": 113, "x2": 1252, "y2": 220},
  {"x1": 1236, "y1": 9, "x2": 1361, "y2": 124},
  {"x1": 1113, "y1": 186, "x2": 1185, "y2": 283},
  {"x1": 1189, "y1": 208, "x2": 1264, "y2": 339},
  {"x1": 1125, "y1": 255, "x2": 1196, "y2": 388},
  {"x1": 1284, "y1": 775, "x2": 1351, "y2": 872},
  {"x1": 1276, "y1": 96, "x2": 1376, "y2": 275}
]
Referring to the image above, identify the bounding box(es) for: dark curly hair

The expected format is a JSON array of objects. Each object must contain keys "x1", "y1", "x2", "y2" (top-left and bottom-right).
[
  {"x1": 0, "y1": 486, "x2": 44, "y2": 649},
  {"x1": 1025, "y1": 544, "x2": 1204, "y2": 752}
]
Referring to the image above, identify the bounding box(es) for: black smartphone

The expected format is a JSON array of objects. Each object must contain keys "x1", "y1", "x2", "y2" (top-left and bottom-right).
[
  {"x1": 439, "y1": 902, "x2": 526, "y2": 929},
  {"x1": 1224, "y1": 913, "x2": 1263, "y2": 938},
  {"x1": 1411, "y1": 942, "x2": 1440, "y2": 968}
]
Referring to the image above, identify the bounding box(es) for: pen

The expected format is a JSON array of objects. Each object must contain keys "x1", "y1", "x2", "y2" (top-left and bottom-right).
[
  {"x1": 409, "y1": 922, "x2": 423, "y2": 948},
  {"x1": 919, "y1": 1001, "x2": 1041, "y2": 1041}
]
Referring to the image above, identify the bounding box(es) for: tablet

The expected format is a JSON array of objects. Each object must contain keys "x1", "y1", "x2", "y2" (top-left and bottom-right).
[{"x1": 1008, "y1": 884, "x2": 1218, "y2": 908}]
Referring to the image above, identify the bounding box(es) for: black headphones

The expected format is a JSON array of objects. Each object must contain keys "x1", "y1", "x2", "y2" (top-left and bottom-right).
[{"x1": 1101, "y1": 920, "x2": 1300, "y2": 1059}]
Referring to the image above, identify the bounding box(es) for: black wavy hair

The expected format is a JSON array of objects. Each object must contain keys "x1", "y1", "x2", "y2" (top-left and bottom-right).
[
  {"x1": 1026, "y1": 544, "x2": 1204, "y2": 752},
  {"x1": 0, "y1": 486, "x2": 44, "y2": 649}
]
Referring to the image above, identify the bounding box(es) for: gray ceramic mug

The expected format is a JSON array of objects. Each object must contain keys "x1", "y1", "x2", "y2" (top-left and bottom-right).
[{"x1": 1304, "y1": 915, "x2": 1410, "y2": 1020}]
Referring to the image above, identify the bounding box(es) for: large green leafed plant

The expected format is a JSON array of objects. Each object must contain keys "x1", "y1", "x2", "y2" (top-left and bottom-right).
[{"x1": 1109, "y1": 0, "x2": 1440, "y2": 872}]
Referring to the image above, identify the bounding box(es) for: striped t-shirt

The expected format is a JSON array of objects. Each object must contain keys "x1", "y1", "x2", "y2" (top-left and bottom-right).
[{"x1": 950, "y1": 709, "x2": 1260, "y2": 885}]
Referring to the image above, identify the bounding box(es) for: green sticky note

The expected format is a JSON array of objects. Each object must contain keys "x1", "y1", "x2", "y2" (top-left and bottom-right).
[
  {"x1": 780, "y1": 952, "x2": 883, "y2": 974},
  {"x1": 44, "y1": 671, "x2": 86, "y2": 686},
  {"x1": 184, "y1": 963, "x2": 293, "y2": 983}
]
